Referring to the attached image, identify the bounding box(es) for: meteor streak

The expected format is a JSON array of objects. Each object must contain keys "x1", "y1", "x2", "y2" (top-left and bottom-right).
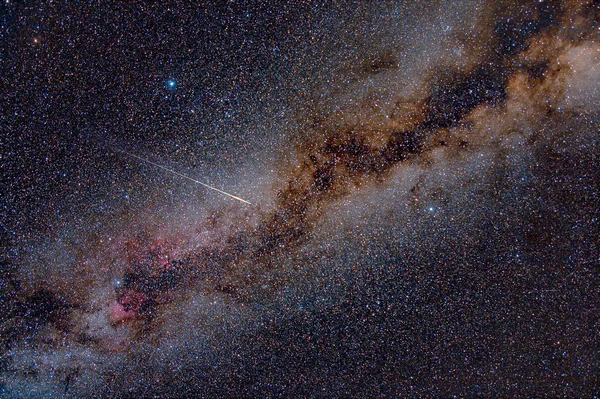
[{"x1": 119, "y1": 150, "x2": 252, "y2": 205}]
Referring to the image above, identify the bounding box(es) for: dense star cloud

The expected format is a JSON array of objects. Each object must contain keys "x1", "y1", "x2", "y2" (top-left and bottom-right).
[{"x1": 1, "y1": 1, "x2": 599, "y2": 397}]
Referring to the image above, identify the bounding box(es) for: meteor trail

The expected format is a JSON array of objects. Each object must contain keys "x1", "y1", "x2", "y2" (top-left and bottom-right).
[{"x1": 119, "y1": 150, "x2": 252, "y2": 205}]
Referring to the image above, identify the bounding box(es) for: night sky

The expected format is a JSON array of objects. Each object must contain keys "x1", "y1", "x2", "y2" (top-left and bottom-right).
[{"x1": 1, "y1": 1, "x2": 599, "y2": 397}]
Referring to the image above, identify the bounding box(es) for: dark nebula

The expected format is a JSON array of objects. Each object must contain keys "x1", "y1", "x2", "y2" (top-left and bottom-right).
[{"x1": 1, "y1": 1, "x2": 599, "y2": 397}]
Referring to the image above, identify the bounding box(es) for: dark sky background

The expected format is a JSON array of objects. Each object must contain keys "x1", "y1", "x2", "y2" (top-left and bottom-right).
[{"x1": 1, "y1": 1, "x2": 599, "y2": 397}]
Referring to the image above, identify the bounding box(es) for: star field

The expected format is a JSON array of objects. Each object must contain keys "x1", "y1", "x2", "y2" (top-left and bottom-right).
[{"x1": 1, "y1": 1, "x2": 599, "y2": 397}]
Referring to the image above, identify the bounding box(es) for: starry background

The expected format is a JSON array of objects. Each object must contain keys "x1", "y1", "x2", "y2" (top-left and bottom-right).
[{"x1": 1, "y1": 1, "x2": 599, "y2": 398}]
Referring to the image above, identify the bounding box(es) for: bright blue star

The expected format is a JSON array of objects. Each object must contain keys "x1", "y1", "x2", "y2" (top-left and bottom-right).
[{"x1": 166, "y1": 79, "x2": 177, "y2": 90}]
